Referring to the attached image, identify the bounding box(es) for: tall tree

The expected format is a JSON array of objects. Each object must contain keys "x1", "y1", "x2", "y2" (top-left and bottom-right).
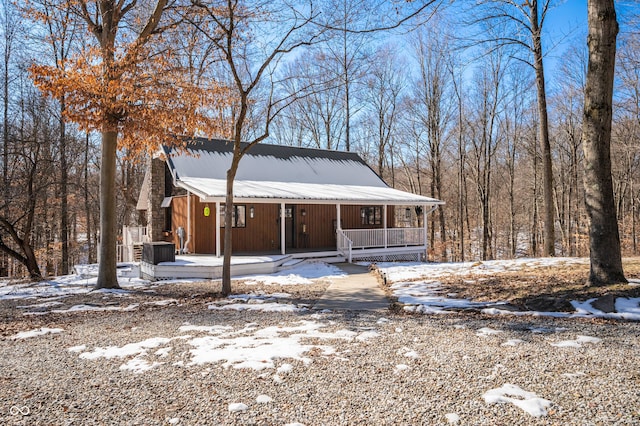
[
  {"x1": 467, "y1": 48, "x2": 505, "y2": 260},
  {"x1": 472, "y1": 0, "x2": 556, "y2": 256},
  {"x1": 581, "y1": 0, "x2": 626, "y2": 285},
  {"x1": 188, "y1": 0, "x2": 321, "y2": 296},
  {"x1": 0, "y1": 0, "x2": 21, "y2": 276},
  {"x1": 413, "y1": 25, "x2": 453, "y2": 261},
  {"x1": 30, "y1": 0, "x2": 220, "y2": 288},
  {"x1": 25, "y1": 0, "x2": 80, "y2": 275},
  {"x1": 365, "y1": 45, "x2": 405, "y2": 180}
]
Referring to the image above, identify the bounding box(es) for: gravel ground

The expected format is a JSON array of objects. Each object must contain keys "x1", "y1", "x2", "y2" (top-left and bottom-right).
[{"x1": 1, "y1": 280, "x2": 639, "y2": 425}]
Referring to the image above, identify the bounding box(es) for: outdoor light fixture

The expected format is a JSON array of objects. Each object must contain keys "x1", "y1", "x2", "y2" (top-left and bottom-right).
[
  {"x1": 405, "y1": 207, "x2": 411, "y2": 219},
  {"x1": 249, "y1": 206, "x2": 254, "y2": 218},
  {"x1": 301, "y1": 209, "x2": 306, "y2": 216}
]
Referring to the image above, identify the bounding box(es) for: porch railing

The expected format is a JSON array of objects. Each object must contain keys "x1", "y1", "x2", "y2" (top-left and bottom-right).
[
  {"x1": 337, "y1": 227, "x2": 426, "y2": 262},
  {"x1": 337, "y1": 229, "x2": 354, "y2": 263}
]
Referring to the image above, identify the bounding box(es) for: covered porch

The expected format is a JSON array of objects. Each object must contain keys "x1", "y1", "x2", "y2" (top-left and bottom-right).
[{"x1": 167, "y1": 191, "x2": 440, "y2": 263}]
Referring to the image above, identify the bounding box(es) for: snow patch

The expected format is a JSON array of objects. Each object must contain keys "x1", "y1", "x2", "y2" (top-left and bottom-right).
[
  {"x1": 483, "y1": 383, "x2": 552, "y2": 417},
  {"x1": 228, "y1": 402, "x2": 248, "y2": 413},
  {"x1": 476, "y1": 327, "x2": 503, "y2": 337},
  {"x1": 208, "y1": 302, "x2": 304, "y2": 313},
  {"x1": 551, "y1": 335, "x2": 602, "y2": 348},
  {"x1": 445, "y1": 413, "x2": 460, "y2": 424},
  {"x1": 502, "y1": 339, "x2": 524, "y2": 346},
  {"x1": 12, "y1": 327, "x2": 63, "y2": 339},
  {"x1": 256, "y1": 395, "x2": 272, "y2": 403}
]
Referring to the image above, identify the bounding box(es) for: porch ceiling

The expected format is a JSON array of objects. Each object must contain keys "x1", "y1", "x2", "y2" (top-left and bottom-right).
[{"x1": 177, "y1": 177, "x2": 444, "y2": 206}]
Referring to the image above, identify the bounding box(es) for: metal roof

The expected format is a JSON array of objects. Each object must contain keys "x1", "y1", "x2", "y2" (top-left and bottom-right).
[{"x1": 163, "y1": 139, "x2": 444, "y2": 206}]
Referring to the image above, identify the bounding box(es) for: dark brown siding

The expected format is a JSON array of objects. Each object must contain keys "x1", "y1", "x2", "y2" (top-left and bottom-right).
[
  {"x1": 172, "y1": 198, "x2": 398, "y2": 254},
  {"x1": 227, "y1": 203, "x2": 280, "y2": 252}
]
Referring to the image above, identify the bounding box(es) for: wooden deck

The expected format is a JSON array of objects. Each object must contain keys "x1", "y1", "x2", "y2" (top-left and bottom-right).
[{"x1": 140, "y1": 254, "x2": 292, "y2": 281}]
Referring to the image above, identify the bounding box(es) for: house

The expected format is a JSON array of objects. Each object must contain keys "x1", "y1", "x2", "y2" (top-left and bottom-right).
[{"x1": 136, "y1": 138, "x2": 444, "y2": 263}]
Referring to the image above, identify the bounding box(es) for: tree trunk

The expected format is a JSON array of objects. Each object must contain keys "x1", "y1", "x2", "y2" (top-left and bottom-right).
[
  {"x1": 222, "y1": 140, "x2": 243, "y2": 296},
  {"x1": 96, "y1": 128, "x2": 120, "y2": 289},
  {"x1": 85, "y1": 132, "x2": 94, "y2": 263},
  {"x1": 581, "y1": 0, "x2": 626, "y2": 286},
  {"x1": 530, "y1": 1, "x2": 555, "y2": 257},
  {"x1": 59, "y1": 95, "x2": 69, "y2": 275},
  {"x1": 222, "y1": 165, "x2": 236, "y2": 296}
]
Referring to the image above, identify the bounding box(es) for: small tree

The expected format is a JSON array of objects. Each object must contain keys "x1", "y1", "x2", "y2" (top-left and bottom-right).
[
  {"x1": 188, "y1": 0, "x2": 322, "y2": 296},
  {"x1": 30, "y1": 0, "x2": 225, "y2": 288},
  {"x1": 581, "y1": 0, "x2": 626, "y2": 285}
]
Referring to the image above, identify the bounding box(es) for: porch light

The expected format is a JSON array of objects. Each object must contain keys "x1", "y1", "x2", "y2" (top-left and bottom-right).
[
  {"x1": 405, "y1": 207, "x2": 411, "y2": 219},
  {"x1": 301, "y1": 209, "x2": 306, "y2": 216},
  {"x1": 204, "y1": 205, "x2": 211, "y2": 217},
  {"x1": 249, "y1": 206, "x2": 254, "y2": 218}
]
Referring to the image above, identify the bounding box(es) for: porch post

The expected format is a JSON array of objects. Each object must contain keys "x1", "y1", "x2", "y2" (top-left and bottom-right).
[
  {"x1": 185, "y1": 191, "x2": 192, "y2": 253},
  {"x1": 280, "y1": 202, "x2": 286, "y2": 255},
  {"x1": 383, "y1": 205, "x2": 388, "y2": 248},
  {"x1": 423, "y1": 205, "x2": 428, "y2": 261},
  {"x1": 215, "y1": 201, "x2": 221, "y2": 258},
  {"x1": 336, "y1": 204, "x2": 341, "y2": 230}
]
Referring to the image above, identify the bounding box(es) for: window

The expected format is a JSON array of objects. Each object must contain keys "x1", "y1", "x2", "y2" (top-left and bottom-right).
[
  {"x1": 361, "y1": 206, "x2": 382, "y2": 225},
  {"x1": 220, "y1": 205, "x2": 246, "y2": 228}
]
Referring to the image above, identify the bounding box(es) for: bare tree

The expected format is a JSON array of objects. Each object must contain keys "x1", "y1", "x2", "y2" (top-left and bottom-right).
[
  {"x1": 26, "y1": 0, "x2": 81, "y2": 275},
  {"x1": 581, "y1": 0, "x2": 626, "y2": 285},
  {"x1": 467, "y1": 48, "x2": 506, "y2": 260},
  {"x1": 0, "y1": 0, "x2": 19, "y2": 276},
  {"x1": 471, "y1": 0, "x2": 556, "y2": 256},
  {"x1": 552, "y1": 44, "x2": 587, "y2": 257},
  {"x1": 188, "y1": 0, "x2": 322, "y2": 296},
  {"x1": 364, "y1": 45, "x2": 406, "y2": 180},
  {"x1": 412, "y1": 25, "x2": 454, "y2": 260},
  {"x1": 0, "y1": 85, "x2": 60, "y2": 279}
]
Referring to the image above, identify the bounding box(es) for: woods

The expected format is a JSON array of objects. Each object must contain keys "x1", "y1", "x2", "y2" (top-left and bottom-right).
[{"x1": 0, "y1": 0, "x2": 637, "y2": 286}]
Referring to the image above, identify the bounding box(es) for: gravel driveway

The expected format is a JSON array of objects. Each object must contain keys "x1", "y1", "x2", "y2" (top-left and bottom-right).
[{"x1": 1, "y1": 280, "x2": 639, "y2": 425}]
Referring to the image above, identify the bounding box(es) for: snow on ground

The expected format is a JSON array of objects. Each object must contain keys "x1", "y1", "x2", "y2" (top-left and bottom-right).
[
  {"x1": 0, "y1": 264, "x2": 150, "y2": 302},
  {"x1": 376, "y1": 257, "x2": 588, "y2": 283},
  {"x1": 3, "y1": 257, "x2": 640, "y2": 321},
  {"x1": 392, "y1": 280, "x2": 507, "y2": 314},
  {"x1": 68, "y1": 315, "x2": 591, "y2": 419},
  {"x1": 1, "y1": 260, "x2": 340, "y2": 306},
  {"x1": 377, "y1": 258, "x2": 640, "y2": 321},
  {"x1": 550, "y1": 335, "x2": 602, "y2": 348},
  {"x1": 208, "y1": 302, "x2": 305, "y2": 313},
  {"x1": 236, "y1": 262, "x2": 346, "y2": 285},
  {"x1": 483, "y1": 384, "x2": 552, "y2": 417},
  {"x1": 207, "y1": 291, "x2": 307, "y2": 313},
  {"x1": 76, "y1": 320, "x2": 379, "y2": 373},
  {"x1": 11, "y1": 327, "x2": 64, "y2": 339}
]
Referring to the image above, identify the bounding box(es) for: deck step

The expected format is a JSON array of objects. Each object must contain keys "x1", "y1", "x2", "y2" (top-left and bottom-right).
[{"x1": 309, "y1": 256, "x2": 346, "y2": 263}]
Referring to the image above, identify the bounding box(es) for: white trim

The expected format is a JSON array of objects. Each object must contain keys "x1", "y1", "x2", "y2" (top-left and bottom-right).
[
  {"x1": 160, "y1": 196, "x2": 172, "y2": 208},
  {"x1": 174, "y1": 179, "x2": 445, "y2": 206},
  {"x1": 383, "y1": 205, "x2": 388, "y2": 260},
  {"x1": 184, "y1": 192, "x2": 191, "y2": 253},
  {"x1": 215, "y1": 201, "x2": 221, "y2": 258},
  {"x1": 196, "y1": 197, "x2": 443, "y2": 206},
  {"x1": 280, "y1": 202, "x2": 286, "y2": 255}
]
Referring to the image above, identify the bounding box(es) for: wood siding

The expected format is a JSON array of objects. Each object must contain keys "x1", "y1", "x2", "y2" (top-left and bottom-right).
[{"x1": 170, "y1": 197, "x2": 397, "y2": 254}]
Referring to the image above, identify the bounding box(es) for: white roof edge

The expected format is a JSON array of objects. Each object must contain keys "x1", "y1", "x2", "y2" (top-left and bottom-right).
[
  {"x1": 175, "y1": 180, "x2": 445, "y2": 206},
  {"x1": 202, "y1": 197, "x2": 445, "y2": 206}
]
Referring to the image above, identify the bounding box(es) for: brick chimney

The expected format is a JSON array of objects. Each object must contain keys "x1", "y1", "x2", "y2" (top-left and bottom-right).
[{"x1": 146, "y1": 156, "x2": 167, "y2": 242}]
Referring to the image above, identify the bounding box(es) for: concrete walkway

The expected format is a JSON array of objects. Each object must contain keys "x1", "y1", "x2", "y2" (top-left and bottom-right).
[{"x1": 313, "y1": 263, "x2": 390, "y2": 311}]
